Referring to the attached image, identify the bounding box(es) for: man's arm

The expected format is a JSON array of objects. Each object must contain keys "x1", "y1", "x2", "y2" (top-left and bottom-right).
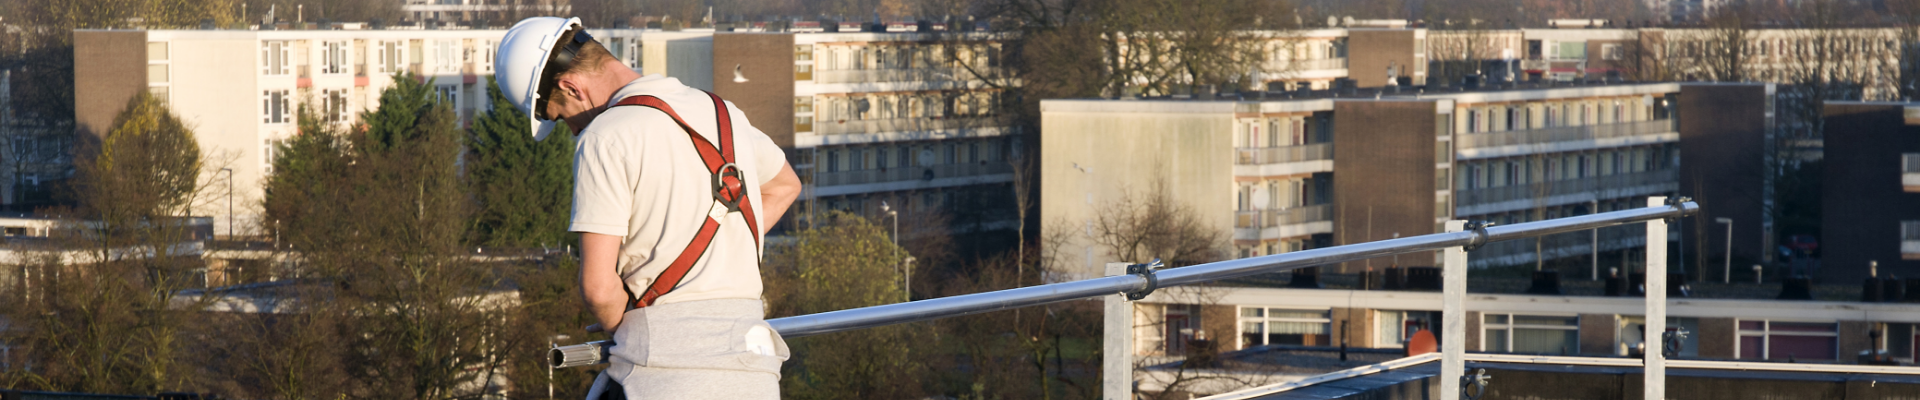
[
  {"x1": 759, "y1": 163, "x2": 801, "y2": 230},
  {"x1": 579, "y1": 232, "x2": 627, "y2": 333}
]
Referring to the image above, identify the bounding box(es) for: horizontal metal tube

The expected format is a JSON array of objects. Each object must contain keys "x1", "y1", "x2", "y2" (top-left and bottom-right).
[{"x1": 550, "y1": 201, "x2": 1696, "y2": 368}]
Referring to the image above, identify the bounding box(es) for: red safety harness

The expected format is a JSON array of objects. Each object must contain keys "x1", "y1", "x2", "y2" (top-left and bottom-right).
[{"x1": 609, "y1": 91, "x2": 760, "y2": 309}]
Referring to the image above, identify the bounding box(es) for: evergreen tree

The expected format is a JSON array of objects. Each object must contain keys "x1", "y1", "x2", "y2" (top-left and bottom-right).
[{"x1": 467, "y1": 77, "x2": 575, "y2": 248}]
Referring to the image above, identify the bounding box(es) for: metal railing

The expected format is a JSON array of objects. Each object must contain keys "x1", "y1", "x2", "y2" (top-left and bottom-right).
[
  {"x1": 551, "y1": 201, "x2": 1698, "y2": 368},
  {"x1": 1456, "y1": 119, "x2": 1674, "y2": 149},
  {"x1": 1234, "y1": 143, "x2": 1333, "y2": 165},
  {"x1": 811, "y1": 162, "x2": 1013, "y2": 187},
  {"x1": 1232, "y1": 204, "x2": 1334, "y2": 229},
  {"x1": 1455, "y1": 169, "x2": 1676, "y2": 207}
]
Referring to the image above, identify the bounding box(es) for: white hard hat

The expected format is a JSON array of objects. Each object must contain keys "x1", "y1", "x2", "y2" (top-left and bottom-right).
[{"x1": 496, "y1": 17, "x2": 591, "y2": 141}]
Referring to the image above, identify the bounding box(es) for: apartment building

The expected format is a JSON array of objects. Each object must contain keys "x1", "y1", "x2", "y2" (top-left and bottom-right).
[
  {"x1": 1043, "y1": 82, "x2": 1778, "y2": 280},
  {"x1": 69, "y1": 26, "x2": 1019, "y2": 237},
  {"x1": 707, "y1": 30, "x2": 1021, "y2": 232},
  {"x1": 73, "y1": 28, "x2": 517, "y2": 237},
  {"x1": 1821, "y1": 102, "x2": 1920, "y2": 282}
]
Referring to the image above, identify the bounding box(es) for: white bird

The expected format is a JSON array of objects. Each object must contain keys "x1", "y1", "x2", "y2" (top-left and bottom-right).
[{"x1": 733, "y1": 64, "x2": 749, "y2": 83}]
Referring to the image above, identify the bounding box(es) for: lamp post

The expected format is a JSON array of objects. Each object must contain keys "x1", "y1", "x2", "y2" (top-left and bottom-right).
[
  {"x1": 222, "y1": 167, "x2": 234, "y2": 240},
  {"x1": 1715, "y1": 217, "x2": 1732, "y2": 284},
  {"x1": 882, "y1": 201, "x2": 901, "y2": 300},
  {"x1": 1591, "y1": 199, "x2": 1600, "y2": 281}
]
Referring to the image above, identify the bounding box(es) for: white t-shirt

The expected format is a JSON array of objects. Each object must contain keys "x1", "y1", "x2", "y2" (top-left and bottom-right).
[{"x1": 569, "y1": 74, "x2": 787, "y2": 306}]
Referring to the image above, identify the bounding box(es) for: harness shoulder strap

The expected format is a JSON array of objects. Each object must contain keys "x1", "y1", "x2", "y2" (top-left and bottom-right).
[{"x1": 609, "y1": 92, "x2": 762, "y2": 308}]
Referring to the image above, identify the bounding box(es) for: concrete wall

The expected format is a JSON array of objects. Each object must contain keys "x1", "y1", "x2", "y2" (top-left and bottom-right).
[
  {"x1": 162, "y1": 34, "x2": 263, "y2": 236},
  {"x1": 1333, "y1": 307, "x2": 1375, "y2": 348},
  {"x1": 642, "y1": 33, "x2": 714, "y2": 92},
  {"x1": 1822, "y1": 102, "x2": 1920, "y2": 281},
  {"x1": 1677, "y1": 83, "x2": 1772, "y2": 274},
  {"x1": 711, "y1": 33, "x2": 796, "y2": 148},
  {"x1": 1581, "y1": 313, "x2": 1617, "y2": 356},
  {"x1": 1697, "y1": 317, "x2": 1736, "y2": 358},
  {"x1": 1039, "y1": 101, "x2": 1237, "y2": 279},
  {"x1": 1346, "y1": 30, "x2": 1421, "y2": 88},
  {"x1": 1332, "y1": 100, "x2": 1440, "y2": 272},
  {"x1": 73, "y1": 31, "x2": 148, "y2": 138}
]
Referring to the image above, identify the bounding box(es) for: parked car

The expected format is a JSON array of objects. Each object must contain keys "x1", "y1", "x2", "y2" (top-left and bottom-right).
[{"x1": 1786, "y1": 235, "x2": 1819, "y2": 256}]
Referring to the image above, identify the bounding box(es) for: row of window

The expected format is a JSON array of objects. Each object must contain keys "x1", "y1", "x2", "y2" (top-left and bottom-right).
[
  {"x1": 1233, "y1": 115, "x2": 1328, "y2": 148},
  {"x1": 1457, "y1": 145, "x2": 1674, "y2": 191},
  {"x1": 1458, "y1": 96, "x2": 1663, "y2": 134},
  {"x1": 801, "y1": 91, "x2": 1005, "y2": 125},
  {"x1": 817, "y1": 139, "x2": 1004, "y2": 173},
  {"x1": 1234, "y1": 177, "x2": 1321, "y2": 212},
  {"x1": 260, "y1": 84, "x2": 468, "y2": 125},
  {"x1": 257, "y1": 39, "x2": 495, "y2": 77},
  {"x1": 801, "y1": 42, "x2": 1001, "y2": 72}
]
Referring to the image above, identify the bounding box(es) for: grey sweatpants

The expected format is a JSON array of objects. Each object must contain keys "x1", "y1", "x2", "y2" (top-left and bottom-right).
[{"x1": 585, "y1": 298, "x2": 789, "y2": 399}]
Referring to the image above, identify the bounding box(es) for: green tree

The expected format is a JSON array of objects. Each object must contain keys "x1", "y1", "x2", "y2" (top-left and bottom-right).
[
  {"x1": 467, "y1": 78, "x2": 576, "y2": 248},
  {"x1": 766, "y1": 211, "x2": 926, "y2": 400}
]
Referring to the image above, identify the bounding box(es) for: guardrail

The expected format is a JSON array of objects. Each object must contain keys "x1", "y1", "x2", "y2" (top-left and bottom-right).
[
  {"x1": 1456, "y1": 119, "x2": 1674, "y2": 149},
  {"x1": 551, "y1": 201, "x2": 1698, "y2": 369},
  {"x1": 1232, "y1": 204, "x2": 1334, "y2": 229},
  {"x1": 1234, "y1": 143, "x2": 1333, "y2": 165},
  {"x1": 813, "y1": 115, "x2": 1010, "y2": 136},
  {"x1": 1455, "y1": 169, "x2": 1676, "y2": 207},
  {"x1": 812, "y1": 162, "x2": 1013, "y2": 187}
]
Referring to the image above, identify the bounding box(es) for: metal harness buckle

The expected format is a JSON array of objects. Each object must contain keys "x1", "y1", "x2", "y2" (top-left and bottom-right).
[{"x1": 711, "y1": 162, "x2": 745, "y2": 213}]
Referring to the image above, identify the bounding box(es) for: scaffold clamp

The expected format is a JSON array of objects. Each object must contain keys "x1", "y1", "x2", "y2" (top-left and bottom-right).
[
  {"x1": 1463, "y1": 221, "x2": 1497, "y2": 251},
  {"x1": 1125, "y1": 258, "x2": 1165, "y2": 301}
]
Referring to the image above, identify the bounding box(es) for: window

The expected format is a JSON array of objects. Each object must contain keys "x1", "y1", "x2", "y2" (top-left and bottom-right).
[
  {"x1": 1376, "y1": 310, "x2": 1440, "y2": 348},
  {"x1": 320, "y1": 40, "x2": 350, "y2": 75},
  {"x1": 373, "y1": 40, "x2": 408, "y2": 74},
  {"x1": 1482, "y1": 313, "x2": 1579, "y2": 354},
  {"x1": 794, "y1": 97, "x2": 814, "y2": 133},
  {"x1": 1602, "y1": 44, "x2": 1623, "y2": 60},
  {"x1": 323, "y1": 89, "x2": 350, "y2": 123},
  {"x1": 261, "y1": 40, "x2": 292, "y2": 75},
  {"x1": 1617, "y1": 316, "x2": 1699, "y2": 357},
  {"x1": 261, "y1": 90, "x2": 290, "y2": 124},
  {"x1": 262, "y1": 139, "x2": 279, "y2": 176},
  {"x1": 480, "y1": 40, "x2": 496, "y2": 73},
  {"x1": 1902, "y1": 221, "x2": 1920, "y2": 256},
  {"x1": 1238, "y1": 307, "x2": 1331, "y2": 349},
  {"x1": 1738, "y1": 320, "x2": 1838, "y2": 361},
  {"x1": 434, "y1": 40, "x2": 460, "y2": 74},
  {"x1": 435, "y1": 85, "x2": 460, "y2": 109},
  {"x1": 1904, "y1": 153, "x2": 1920, "y2": 173}
]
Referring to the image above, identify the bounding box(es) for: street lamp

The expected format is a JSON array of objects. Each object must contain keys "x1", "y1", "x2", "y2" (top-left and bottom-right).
[
  {"x1": 1715, "y1": 217, "x2": 1733, "y2": 284},
  {"x1": 1591, "y1": 200, "x2": 1600, "y2": 281},
  {"x1": 222, "y1": 167, "x2": 234, "y2": 240},
  {"x1": 882, "y1": 201, "x2": 902, "y2": 300}
]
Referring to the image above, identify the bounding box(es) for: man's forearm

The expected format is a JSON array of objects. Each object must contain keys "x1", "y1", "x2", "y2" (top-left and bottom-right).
[
  {"x1": 760, "y1": 163, "x2": 802, "y2": 229},
  {"x1": 578, "y1": 232, "x2": 628, "y2": 333}
]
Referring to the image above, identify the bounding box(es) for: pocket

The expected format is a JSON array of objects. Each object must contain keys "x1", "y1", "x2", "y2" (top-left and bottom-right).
[{"x1": 730, "y1": 317, "x2": 790, "y2": 375}]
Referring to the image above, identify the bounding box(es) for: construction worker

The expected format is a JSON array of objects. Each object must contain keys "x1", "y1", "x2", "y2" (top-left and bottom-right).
[{"x1": 495, "y1": 17, "x2": 802, "y2": 398}]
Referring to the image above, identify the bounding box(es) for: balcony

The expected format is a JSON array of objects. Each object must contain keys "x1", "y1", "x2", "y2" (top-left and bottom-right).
[
  {"x1": 1236, "y1": 144, "x2": 1333, "y2": 165},
  {"x1": 1459, "y1": 119, "x2": 1674, "y2": 150},
  {"x1": 1280, "y1": 58, "x2": 1348, "y2": 71},
  {"x1": 811, "y1": 67, "x2": 1010, "y2": 84},
  {"x1": 1455, "y1": 169, "x2": 1676, "y2": 210},
  {"x1": 1233, "y1": 204, "x2": 1334, "y2": 241},
  {"x1": 1904, "y1": 240, "x2": 1920, "y2": 260},
  {"x1": 814, "y1": 116, "x2": 1011, "y2": 137},
  {"x1": 1456, "y1": 119, "x2": 1674, "y2": 150},
  {"x1": 811, "y1": 162, "x2": 1012, "y2": 188}
]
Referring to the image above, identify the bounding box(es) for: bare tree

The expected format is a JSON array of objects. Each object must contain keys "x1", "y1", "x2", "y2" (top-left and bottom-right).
[{"x1": 1089, "y1": 182, "x2": 1229, "y2": 268}]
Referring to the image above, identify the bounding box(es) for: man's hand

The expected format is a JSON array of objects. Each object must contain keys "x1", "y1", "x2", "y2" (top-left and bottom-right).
[
  {"x1": 760, "y1": 163, "x2": 801, "y2": 230},
  {"x1": 579, "y1": 233, "x2": 627, "y2": 334}
]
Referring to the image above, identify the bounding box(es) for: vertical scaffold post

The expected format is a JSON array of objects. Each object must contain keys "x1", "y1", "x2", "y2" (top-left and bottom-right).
[
  {"x1": 1645, "y1": 196, "x2": 1669, "y2": 400},
  {"x1": 1103, "y1": 262, "x2": 1134, "y2": 400},
  {"x1": 1441, "y1": 220, "x2": 1469, "y2": 400}
]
